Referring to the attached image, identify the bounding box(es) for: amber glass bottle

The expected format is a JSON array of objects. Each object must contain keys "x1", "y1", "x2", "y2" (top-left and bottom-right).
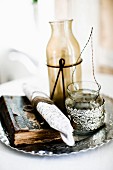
[{"x1": 46, "y1": 19, "x2": 82, "y2": 112}]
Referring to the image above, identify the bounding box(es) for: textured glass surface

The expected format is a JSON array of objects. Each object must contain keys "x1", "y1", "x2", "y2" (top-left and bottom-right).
[{"x1": 65, "y1": 95, "x2": 105, "y2": 135}]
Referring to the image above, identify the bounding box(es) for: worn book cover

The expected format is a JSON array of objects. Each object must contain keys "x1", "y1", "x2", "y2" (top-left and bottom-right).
[{"x1": 0, "y1": 96, "x2": 61, "y2": 148}]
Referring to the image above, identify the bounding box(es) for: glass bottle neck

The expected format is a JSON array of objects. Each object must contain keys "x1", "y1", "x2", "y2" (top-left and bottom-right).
[{"x1": 50, "y1": 19, "x2": 73, "y2": 36}]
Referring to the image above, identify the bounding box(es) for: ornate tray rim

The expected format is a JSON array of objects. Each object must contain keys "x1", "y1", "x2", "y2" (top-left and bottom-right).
[{"x1": 0, "y1": 94, "x2": 113, "y2": 157}]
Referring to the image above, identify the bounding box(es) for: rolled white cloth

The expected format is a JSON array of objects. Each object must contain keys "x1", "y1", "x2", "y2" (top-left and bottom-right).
[{"x1": 23, "y1": 83, "x2": 75, "y2": 146}]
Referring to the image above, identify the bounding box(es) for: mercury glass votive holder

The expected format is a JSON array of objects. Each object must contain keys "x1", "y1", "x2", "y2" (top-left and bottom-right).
[{"x1": 65, "y1": 81, "x2": 105, "y2": 135}]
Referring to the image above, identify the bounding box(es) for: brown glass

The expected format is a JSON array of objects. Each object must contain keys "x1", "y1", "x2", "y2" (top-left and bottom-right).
[{"x1": 46, "y1": 19, "x2": 82, "y2": 111}]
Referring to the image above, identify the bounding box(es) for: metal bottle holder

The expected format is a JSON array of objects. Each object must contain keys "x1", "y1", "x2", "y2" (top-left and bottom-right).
[{"x1": 47, "y1": 58, "x2": 82, "y2": 111}]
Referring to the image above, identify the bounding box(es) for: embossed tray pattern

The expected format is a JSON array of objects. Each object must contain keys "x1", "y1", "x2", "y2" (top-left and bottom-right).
[{"x1": 0, "y1": 95, "x2": 113, "y2": 156}]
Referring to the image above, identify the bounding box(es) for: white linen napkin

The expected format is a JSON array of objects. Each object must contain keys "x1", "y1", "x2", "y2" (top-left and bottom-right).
[{"x1": 23, "y1": 83, "x2": 75, "y2": 146}]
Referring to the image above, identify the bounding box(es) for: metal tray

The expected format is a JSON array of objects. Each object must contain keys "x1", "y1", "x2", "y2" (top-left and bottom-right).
[{"x1": 0, "y1": 95, "x2": 113, "y2": 156}]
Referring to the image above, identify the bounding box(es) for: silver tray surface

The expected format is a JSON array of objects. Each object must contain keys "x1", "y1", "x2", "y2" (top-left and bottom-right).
[{"x1": 0, "y1": 95, "x2": 113, "y2": 156}]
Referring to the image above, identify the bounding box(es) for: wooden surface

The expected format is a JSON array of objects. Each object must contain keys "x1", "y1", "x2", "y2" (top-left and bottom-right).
[{"x1": 98, "y1": 0, "x2": 113, "y2": 74}]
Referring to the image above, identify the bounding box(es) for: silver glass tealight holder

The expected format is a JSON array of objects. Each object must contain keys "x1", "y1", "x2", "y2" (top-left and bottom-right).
[{"x1": 65, "y1": 81, "x2": 105, "y2": 135}]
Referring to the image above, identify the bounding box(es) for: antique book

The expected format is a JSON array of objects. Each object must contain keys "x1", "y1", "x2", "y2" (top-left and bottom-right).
[{"x1": 0, "y1": 96, "x2": 61, "y2": 147}]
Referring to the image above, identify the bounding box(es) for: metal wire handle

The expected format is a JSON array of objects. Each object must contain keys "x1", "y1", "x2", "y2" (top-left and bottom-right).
[
  {"x1": 72, "y1": 27, "x2": 101, "y2": 94},
  {"x1": 90, "y1": 28, "x2": 101, "y2": 93}
]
